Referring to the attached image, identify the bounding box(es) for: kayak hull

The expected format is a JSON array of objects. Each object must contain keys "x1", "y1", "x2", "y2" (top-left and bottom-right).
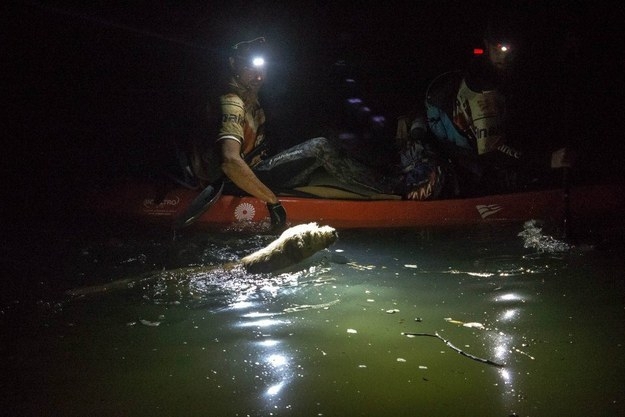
[{"x1": 86, "y1": 180, "x2": 625, "y2": 230}]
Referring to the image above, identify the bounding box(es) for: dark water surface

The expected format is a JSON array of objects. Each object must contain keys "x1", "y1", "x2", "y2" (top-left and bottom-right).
[{"x1": 1, "y1": 219, "x2": 624, "y2": 417}]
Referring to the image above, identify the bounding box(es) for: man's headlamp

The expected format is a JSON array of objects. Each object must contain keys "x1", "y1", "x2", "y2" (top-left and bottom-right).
[
  {"x1": 231, "y1": 37, "x2": 267, "y2": 69},
  {"x1": 497, "y1": 43, "x2": 511, "y2": 53},
  {"x1": 250, "y1": 56, "x2": 265, "y2": 68}
]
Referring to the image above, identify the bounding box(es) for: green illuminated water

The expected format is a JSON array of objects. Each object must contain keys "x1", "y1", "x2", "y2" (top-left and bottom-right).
[{"x1": 2, "y1": 222, "x2": 624, "y2": 416}]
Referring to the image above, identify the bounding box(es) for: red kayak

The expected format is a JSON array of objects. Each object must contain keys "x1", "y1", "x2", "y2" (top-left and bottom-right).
[{"x1": 85, "y1": 179, "x2": 625, "y2": 231}]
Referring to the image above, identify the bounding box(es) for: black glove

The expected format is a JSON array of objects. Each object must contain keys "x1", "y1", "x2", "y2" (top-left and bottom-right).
[{"x1": 267, "y1": 202, "x2": 287, "y2": 229}]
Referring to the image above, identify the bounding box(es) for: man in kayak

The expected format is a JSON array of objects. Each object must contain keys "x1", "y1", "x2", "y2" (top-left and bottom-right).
[
  {"x1": 408, "y1": 13, "x2": 575, "y2": 197},
  {"x1": 189, "y1": 37, "x2": 443, "y2": 228}
]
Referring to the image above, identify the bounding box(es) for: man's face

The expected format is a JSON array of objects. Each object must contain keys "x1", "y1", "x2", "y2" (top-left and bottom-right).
[
  {"x1": 231, "y1": 57, "x2": 266, "y2": 92},
  {"x1": 485, "y1": 40, "x2": 515, "y2": 72}
]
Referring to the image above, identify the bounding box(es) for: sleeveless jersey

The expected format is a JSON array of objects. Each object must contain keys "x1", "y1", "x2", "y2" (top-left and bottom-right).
[
  {"x1": 216, "y1": 80, "x2": 266, "y2": 166},
  {"x1": 454, "y1": 79, "x2": 505, "y2": 155},
  {"x1": 426, "y1": 71, "x2": 506, "y2": 156}
]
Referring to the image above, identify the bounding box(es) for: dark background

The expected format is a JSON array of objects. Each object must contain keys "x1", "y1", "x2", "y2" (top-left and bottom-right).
[{"x1": 3, "y1": 0, "x2": 624, "y2": 226}]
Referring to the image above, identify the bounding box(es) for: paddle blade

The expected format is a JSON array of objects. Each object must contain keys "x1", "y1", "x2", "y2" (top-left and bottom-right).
[{"x1": 173, "y1": 182, "x2": 224, "y2": 230}]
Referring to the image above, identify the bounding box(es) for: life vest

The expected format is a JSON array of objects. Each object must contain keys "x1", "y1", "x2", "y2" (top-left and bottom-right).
[
  {"x1": 425, "y1": 70, "x2": 506, "y2": 156},
  {"x1": 455, "y1": 79, "x2": 505, "y2": 155}
]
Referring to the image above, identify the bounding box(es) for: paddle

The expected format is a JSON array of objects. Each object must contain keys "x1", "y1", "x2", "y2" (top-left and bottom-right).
[
  {"x1": 173, "y1": 180, "x2": 224, "y2": 231},
  {"x1": 172, "y1": 142, "x2": 269, "y2": 231}
]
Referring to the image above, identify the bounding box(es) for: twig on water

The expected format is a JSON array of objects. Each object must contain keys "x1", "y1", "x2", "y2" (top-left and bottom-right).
[{"x1": 401, "y1": 332, "x2": 505, "y2": 367}]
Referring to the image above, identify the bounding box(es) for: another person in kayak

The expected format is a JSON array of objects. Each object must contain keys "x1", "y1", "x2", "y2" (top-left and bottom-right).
[
  {"x1": 189, "y1": 37, "x2": 443, "y2": 228},
  {"x1": 408, "y1": 14, "x2": 575, "y2": 197}
]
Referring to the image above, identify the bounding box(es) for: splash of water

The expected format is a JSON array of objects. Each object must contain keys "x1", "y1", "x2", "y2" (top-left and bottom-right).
[{"x1": 517, "y1": 220, "x2": 571, "y2": 253}]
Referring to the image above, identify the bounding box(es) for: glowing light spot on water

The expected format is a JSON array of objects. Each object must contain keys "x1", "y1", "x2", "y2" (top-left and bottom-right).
[
  {"x1": 501, "y1": 309, "x2": 518, "y2": 321},
  {"x1": 495, "y1": 292, "x2": 524, "y2": 302},
  {"x1": 266, "y1": 381, "x2": 284, "y2": 396},
  {"x1": 266, "y1": 354, "x2": 288, "y2": 367},
  {"x1": 230, "y1": 301, "x2": 255, "y2": 309},
  {"x1": 467, "y1": 272, "x2": 495, "y2": 277},
  {"x1": 499, "y1": 368, "x2": 513, "y2": 385},
  {"x1": 258, "y1": 339, "x2": 280, "y2": 347},
  {"x1": 243, "y1": 311, "x2": 275, "y2": 318},
  {"x1": 238, "y1": 319, "x2": 287, "y2": 328}
]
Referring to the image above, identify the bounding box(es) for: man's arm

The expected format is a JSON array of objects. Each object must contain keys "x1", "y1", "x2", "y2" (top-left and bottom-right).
[{"x1": 220, "y1": 139, "x2": 279, "y2": 205}]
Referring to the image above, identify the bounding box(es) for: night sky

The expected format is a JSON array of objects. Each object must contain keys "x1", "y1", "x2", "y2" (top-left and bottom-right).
[{"x1": 4, "y1": 1, "x2": 624, "y2": 224}]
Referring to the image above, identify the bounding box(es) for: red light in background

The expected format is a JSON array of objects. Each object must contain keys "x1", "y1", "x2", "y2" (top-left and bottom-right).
[{"x1": 473, "y1": 48, "x2": 484, "y2": 55}]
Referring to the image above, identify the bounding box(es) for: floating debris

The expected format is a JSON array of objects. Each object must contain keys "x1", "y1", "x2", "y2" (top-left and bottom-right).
[
  {"x1": 513, "y1": 347, "x2": 536, "y2": 360},
  {"x1": 418, "y1": 365, "x2": 428, "y2": 370},
  {"x1": 347, "y1": 328, "x2": 358, "y2": 334},
  {"x1": 396, "y1": 358, "x2": 407, "y2": 362},
  {"x1": 401, "y1": 332, "x2": 505, "y2": 367},
  {"x1": 139, "y1": 319, "x2": 161, "y2": 327},
  {"x1": 404, "y1": 264, "x2": 418, "y2": 269},
  {"x1": 462, "y1": 322, "x2": 485, "y2": 329},
  {"x1": 283, "y1": 299, "x2": 340, "y2": 313},
  {"x1": 348, "y1": 262, "x2": 376, "y2": 271},
  {"x1": 386, "y1": 309, "x2": 400, "y2": 314},
  {"x1": 444, "y1": 318, "x2": 485, "y2": 329}
]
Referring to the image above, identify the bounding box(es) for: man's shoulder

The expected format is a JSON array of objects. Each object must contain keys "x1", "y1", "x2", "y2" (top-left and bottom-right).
[
  {"x1": 221, "y1": 92, "x2": 244, "y2": 102},
  {"x1": 220, "y1": 93, "x2": 245, "y2": 111}
]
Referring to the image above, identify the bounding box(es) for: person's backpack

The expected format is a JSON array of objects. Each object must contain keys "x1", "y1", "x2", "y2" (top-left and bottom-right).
[{"x1": 425, "y1": 71, "x2": 473, "y2": 151}]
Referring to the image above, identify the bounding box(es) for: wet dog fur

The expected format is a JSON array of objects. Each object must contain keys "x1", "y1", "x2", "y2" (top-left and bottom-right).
[{"x1": 67, "y1": 223, "x2": 338, "y2": 297}]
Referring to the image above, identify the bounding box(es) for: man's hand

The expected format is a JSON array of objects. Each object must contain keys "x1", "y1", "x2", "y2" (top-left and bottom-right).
[{"x1": 267, "y1": 202, "x2": 287, "y2": 229}]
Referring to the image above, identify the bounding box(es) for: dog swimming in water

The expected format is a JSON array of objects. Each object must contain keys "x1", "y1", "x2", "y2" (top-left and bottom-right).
[{"x1": 67, "y1": 222, "x2": 338, "y2": 297}]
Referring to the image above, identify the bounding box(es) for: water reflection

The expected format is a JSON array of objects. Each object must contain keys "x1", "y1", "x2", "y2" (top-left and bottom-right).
[
  {"x1": 230, "y1": 300, "x2": 255, "y2": 310},
  {"x1": 237, "y1": 317, "x2": 289, "y2": 328},
  {"x1": 257, "y1": 339, "x2": 280, "y2": 348},
  {"x1": 500, "y1": 308, "x2": 519, "y2": 321},
  {"x1": 4, "y1": 222, "x2": 622, "y2": 416},
  {"x1": 498, "y1": 368, "x2": 513, "y2": 388},
  {"x1": 266, "y1": 380, "x2": 285, "y2": 396},
  {"x1": 246, "y1": 314, "x2": 295, "y2": 408},
  {"x1": 494, "y1": 292, "x2": 526, "y2": 303}
]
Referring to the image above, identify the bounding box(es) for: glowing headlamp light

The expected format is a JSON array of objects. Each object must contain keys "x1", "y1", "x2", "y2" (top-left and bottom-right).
[
  {"x1": 231, "y1": 37, "x2": 267, "y2": 70},
  {"x1": 497, "y1": 43, "x2": 511, "y2": 53},
  {"x1": 251, "y1": 56, "x2": 265, "y2": 68},
  {"x1": 236, "y1": 55, "x2": 266, "y2": 70}
]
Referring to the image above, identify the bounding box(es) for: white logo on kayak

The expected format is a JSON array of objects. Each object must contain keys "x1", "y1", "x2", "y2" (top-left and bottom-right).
[
  {"x1": 142, "y1": 196, "x2": 181, "y2": 216},
  {"x1": 476, "y1": 204, "x2": 503, "y2": 219},
  {"x1": 143, "y1": 196, "x2": 180, "y2": 209},
  {"x1": 234, "y1": 203, "x2": 256, "y2": 221}
]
